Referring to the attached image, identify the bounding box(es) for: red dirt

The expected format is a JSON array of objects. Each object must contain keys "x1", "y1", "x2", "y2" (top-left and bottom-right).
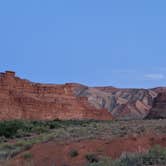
[{"x1": 11, "y1": 134, "x2": 166, "y2": 166}]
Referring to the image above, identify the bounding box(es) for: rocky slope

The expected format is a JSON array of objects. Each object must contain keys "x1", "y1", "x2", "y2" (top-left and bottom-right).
[
  {"x1": 146, "y1": 90, "x2": 166, "y2": 119},
  {"x1": 0, "y1": 71, "x2": 112, "y2": 120},
  {"x1": 76, "y1": 87, "x2": 158, "y2": 120},
  {"x1": 0, "y1": 71, "x2": 165, "y2": 120}
]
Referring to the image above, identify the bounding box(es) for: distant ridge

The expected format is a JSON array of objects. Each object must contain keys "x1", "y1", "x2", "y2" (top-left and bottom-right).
[{"x1": 0, "y1": 71, "x2": 165, "y2": 120}]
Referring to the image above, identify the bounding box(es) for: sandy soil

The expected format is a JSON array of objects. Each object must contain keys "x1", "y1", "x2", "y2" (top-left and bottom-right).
[{"x1": 9, "y1": 134, "x2": 166, "y2": 166}]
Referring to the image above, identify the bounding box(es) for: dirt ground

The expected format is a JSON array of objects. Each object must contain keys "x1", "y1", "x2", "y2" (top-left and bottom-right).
[{"x1": 9, "y1": 134, "x2": 166, "y2": 166}]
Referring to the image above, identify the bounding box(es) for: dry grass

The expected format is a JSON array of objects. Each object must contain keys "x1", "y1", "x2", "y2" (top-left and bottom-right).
[{"x1": 0, "y1": 119, "x2": 165, "y2": 162}]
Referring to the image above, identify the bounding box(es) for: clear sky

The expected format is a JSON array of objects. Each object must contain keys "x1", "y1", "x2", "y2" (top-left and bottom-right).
[{"x1": 0, "y1": 0, "x2": 166, "y2": 88}]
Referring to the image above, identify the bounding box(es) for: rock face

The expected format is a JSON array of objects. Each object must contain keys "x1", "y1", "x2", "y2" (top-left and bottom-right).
[
  {"x1": 146, "y1": 92, "x2": 166, "y2": 119},
  {"x1": 0, "y1": 71, "x2": 166, "y2": 121},
  {"x1": 0, "y1": 71, "x2": 112, "y2": 120},
  {"x1": 76, "y1": 87, "x2": 157, "y2": 120}
]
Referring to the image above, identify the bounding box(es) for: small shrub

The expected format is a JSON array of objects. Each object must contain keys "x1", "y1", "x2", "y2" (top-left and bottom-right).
[
  {"x1": 85, "y1": 153, "x2": 99, "y2": 163},
  {"x1": 0, "y1": 120, "x2": 26, "y2": 138},
  {"x1": 0, "y1": 136, "x2": 7, "y2": 143},
  {"x1": 31, "y1": 126, "x2": 49, "y2": 134},
  {"x1": 143, "y1": 145, "x2": 166, "y2": 165},
  {"x1": 16, "y1": 129, "x2": 28, "y2": 138},
  {"x1": 137, "y1": 126, "x2": 145, "y2": 134},
  {"x1": 87, "y1": 157, "x2": 113, "y2": 166},
  {"x1": 22, "y1": 152, "x2": 33, "y2": 160},
  {"x1": 69, "y1": 149, "x2": 79, "y2": 157}
]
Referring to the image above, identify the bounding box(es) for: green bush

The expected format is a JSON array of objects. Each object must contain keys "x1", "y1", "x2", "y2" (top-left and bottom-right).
[
  {"x1": 0, "y1": 119, "x2": 101, "y2": 139},
  {"x1": 142, "y1": 145, "x2": 166, "y2": 165},
  {"x1": 31, "y1": 126, "x2": 49, "y2": 134},
  {"x1": 87, "y1": 157, "x2": 113, "y2": 166},
  {"x1": 22, "y1": 152, "x2": 33, "y2": 159},
  {"x1": 85, "y1": 153, "x2": 99, "y2": 163},
  {"x1": 0, "y1": 120, "x2": 27, "y2": 138},
  {"x1": 69, "y1": 149, "x2": 79, "y2": 157}
]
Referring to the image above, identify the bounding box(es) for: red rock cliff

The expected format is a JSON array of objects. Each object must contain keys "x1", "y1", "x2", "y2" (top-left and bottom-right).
[
  {"x1": 1, "y1": 71, "x2": 165, "y2": 121},
  {"x1": 0, "y1": 71, "x2": 113, "y2": 120}
]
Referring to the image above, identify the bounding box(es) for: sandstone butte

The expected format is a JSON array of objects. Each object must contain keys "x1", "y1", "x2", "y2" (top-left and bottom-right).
[
  {"x1": 0, "y1": 71, "x2": 165, "y2": 121},
  {"x1": 0, "y1": 71, "x2": 113, "y2": 120}
]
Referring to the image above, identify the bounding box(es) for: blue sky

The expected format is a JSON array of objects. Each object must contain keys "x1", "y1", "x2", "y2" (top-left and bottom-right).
[{"x1": 0, "y1": 0, "x2": 166, "y2": 88}]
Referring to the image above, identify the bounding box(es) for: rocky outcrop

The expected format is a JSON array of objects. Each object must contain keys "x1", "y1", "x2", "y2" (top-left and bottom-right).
[
  {"x1": 0, "y1": 71, "x2": 166, "y2": 121},
  {"x1": 0, "y1": 71, "x2": 113, "y2": 120},
  {"x1": 146, "y1": 92, "x2": 166, "y2": 119},
  {"x1": 76, "y1": 87, "x2": 157, "y2": 120}
]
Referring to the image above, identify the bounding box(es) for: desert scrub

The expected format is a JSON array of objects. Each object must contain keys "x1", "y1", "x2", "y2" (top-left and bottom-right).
[
  {"x1": 88, "y1": 145, "x2": 166, "y2": 166},
  {"x1": 0, "y1": 120, "x2": 35, "y2": 138},
  {"x1": 85, "y1": 153, "x2": 99, "y2": 163},
  {"x1": 31, "y1": 126, "x2": 49, "y2": 134},
  {"x1": 0, "y1": 119, "x2": 103, "y2": 139},
  {"x1": 0, "y1": 137, "x2": 7, "y2": 143},
  {"x1": 22, "y1": 152, "x2": 33, "y2": 159},
  {"x1": 87, "y1": 157, "x2": 113, "y2": 166},
  {"x1": 142, "y1": 145, "x2": 166, "y2": 165},
  {"x1": 0, "y1": 140, "x2": 33, "y2": 160},
  {"x1": 0, "y1": 120, "x2": 27, "y2": 138},
  {"x1": 69, "y1": 149, "x2": 79, "y2": 157},
  {"x1": 0, "y1": 132, "x2": 56, "y2": 160},
  {"x1": 1, "y1": 119, "x2": 166, "y2": 140}
]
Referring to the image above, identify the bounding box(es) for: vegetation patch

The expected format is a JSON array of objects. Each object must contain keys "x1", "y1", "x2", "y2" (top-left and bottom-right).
[
  {"x1": 0, "y1": 119, "x2": 101, "y2": 138},
  {"x1": 85, "y1": 153, "x2": 99, "y2": 163},
  {"x1": 22, "y1": 152, "x2": 33, "y2": 160},
  {"x1": 0, "y1": 119, "x2": 166, "y2": 164},
  {"x1": 88, "y1": 145, "x2": 166, "y2": 166},
  {"x1": 69, "y1": 149, "x2": 79, "y2": 158}
]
